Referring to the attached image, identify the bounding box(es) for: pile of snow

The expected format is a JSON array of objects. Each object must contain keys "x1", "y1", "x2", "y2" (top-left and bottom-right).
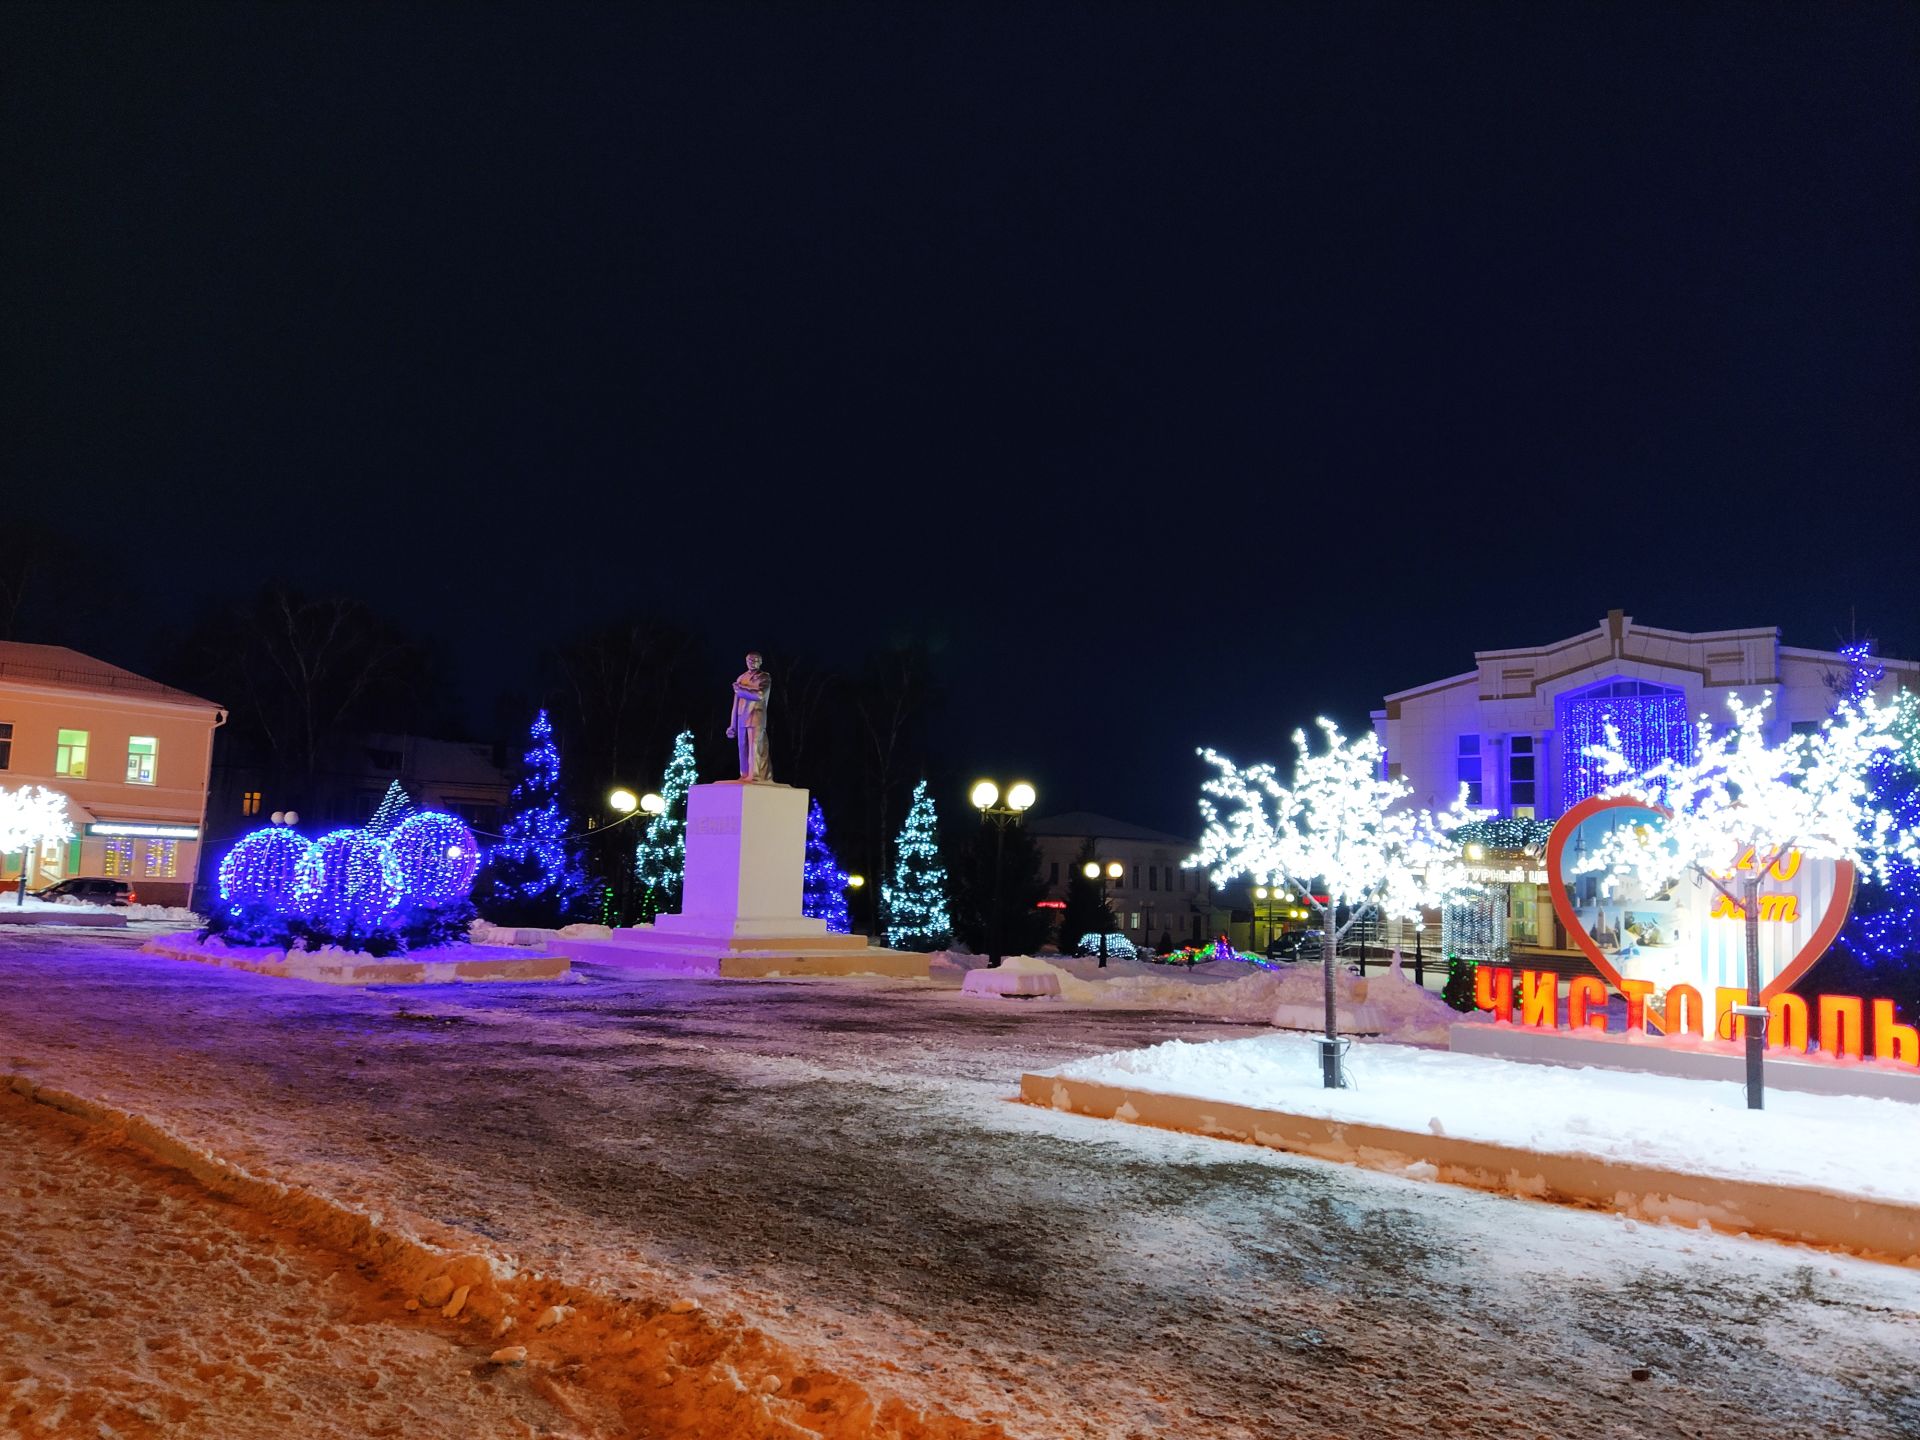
[
  {"x1": 146, "y1": 930, "x2": 537, "y2": 968},
  {"x1": 470, "y1": 919, "x2": 614, "y2": 947},
  {"x1": 1047, "y1": 1031, "x2": 1920, "y2": 1205},
  {"x1": 0, "y1": 894, "x2": 198, "y2": 922},
  {"x1": 932, "y1": 951, "x2": 1465, "y2": 1042}
]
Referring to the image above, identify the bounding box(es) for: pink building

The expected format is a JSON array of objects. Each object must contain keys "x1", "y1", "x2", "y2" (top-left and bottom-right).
[{"x1": 0, "y1": 642, "x2": 225, "y2": 907}]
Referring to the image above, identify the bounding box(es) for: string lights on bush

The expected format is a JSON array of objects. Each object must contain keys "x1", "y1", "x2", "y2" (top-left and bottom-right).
[
  {"x1": 217, "y1": 826, "x2": 315, "y2": 912},
  {"x1": 388, "y1": 810, "x2": 481, "y2": 907},
  {"x1": 295, "y1": 829, "x2": 404, "y2": 940}
]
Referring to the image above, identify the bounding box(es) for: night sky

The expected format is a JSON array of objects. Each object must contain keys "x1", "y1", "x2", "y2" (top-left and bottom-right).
[{"x1": 6, "y1": 2, "x2": 1917, "y2": 833}]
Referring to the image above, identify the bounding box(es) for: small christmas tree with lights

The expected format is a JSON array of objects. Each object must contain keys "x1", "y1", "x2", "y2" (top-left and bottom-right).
[
  {"x1": 802, "y1": 798, "x2": 851, "y2": 934},
  {"x1": 635, "y1": 729, "x2": 697, "y2": 921},
  {"x1": 365, "y1": 780, "x2": 415, "y2": 837},
  {"x1": 474, "y1": 709, "x2": 591, "y2": 926},
  {"x1": 885, "y1": 780, "x2": 951, "y2": 951}
]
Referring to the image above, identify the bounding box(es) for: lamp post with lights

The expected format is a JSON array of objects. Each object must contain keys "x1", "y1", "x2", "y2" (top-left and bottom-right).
[
  {"x1": 604, "y1": 787, "x2": 664, "y2": 924},
  {"x1": 970, "y1": 779, "x2": 1035, "y2": 969},
  {"x1": 1080, "y1": 858, "x2": 1126, "y2": 967}
]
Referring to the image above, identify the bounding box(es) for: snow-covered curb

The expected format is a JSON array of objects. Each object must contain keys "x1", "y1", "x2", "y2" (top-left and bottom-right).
[
  {"x1": 1025, "y1": 1032, "x2": 1920, "y2": 1262},
  {"x1": 143, "y1": 930, "x2": 570, "y2": 985}
]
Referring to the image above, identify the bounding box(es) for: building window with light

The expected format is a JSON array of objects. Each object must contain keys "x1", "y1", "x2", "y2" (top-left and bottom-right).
[
  {"x1": 126, "y1": 736, "x2": 158, "y2": 785},
  {"x1": 55, "y1": 728, "x2": 89, "y2": 778},
  {"x1": 102, "y1": 838, "x2": 135, "y2": 877},
  {"x1": 1456, "y1": 735, "x2": 1483, "y2": 806},
  {"x1": 242, "y1": 791, "x2": 263, "y2": 817},
  {"x1": 144, "y1": 839, "x2": 177, "y2": 878},
  {"x1": 1508, "y1": 735, "x2": 1535, "y2": 817}
]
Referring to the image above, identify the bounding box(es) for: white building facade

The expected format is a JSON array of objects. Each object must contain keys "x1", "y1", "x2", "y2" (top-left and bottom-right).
[{"x1": 1373, "y1": 611, "x2": 1919, "y2": 822}]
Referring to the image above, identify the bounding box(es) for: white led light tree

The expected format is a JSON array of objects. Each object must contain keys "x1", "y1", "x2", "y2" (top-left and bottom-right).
[
  {"x1": 1192, "y1": 720, "x2": 1482, "y2": 1088},
  {"x1": 1575, "y1": 690, "x2": 1920, "y2": 1110},
  {"x1": 0, "y1": 785, "x2": 77, "y2": 905}
]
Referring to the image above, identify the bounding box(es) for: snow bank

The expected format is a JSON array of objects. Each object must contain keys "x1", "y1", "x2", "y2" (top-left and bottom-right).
[
  {"x1": 0, "y1": 895, "x2": 197, "y2": 922},
  {"x1": 1049, "y1": 1031, "x2": 1920, "y2": 1207},
  {"x1": 930, "y1": 952, "x2": 1464, "y2": 1041}
]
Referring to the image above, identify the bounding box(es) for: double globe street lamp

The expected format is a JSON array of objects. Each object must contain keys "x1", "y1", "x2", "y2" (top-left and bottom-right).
[
  {"x1": 605, "y1": 787, "x2": 666, "y2": 923},
  {"x1": 1081, "y1": 858, "x2": 1125, "y2": 967},
  {"x1": 970, "y1": 779, "x2": 1036, "y2": 969}
]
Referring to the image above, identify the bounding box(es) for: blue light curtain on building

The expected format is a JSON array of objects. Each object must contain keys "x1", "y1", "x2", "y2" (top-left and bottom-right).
[{"x1": 1558, "y1": 679, "x2": 1694, "y2": 806}]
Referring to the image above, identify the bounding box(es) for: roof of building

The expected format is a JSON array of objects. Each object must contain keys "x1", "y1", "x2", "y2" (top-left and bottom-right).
[
  {"x1": 1026, "y1": 811, "x2": 1194, "y2": 847},
  {"x1": 0, "y1": 641, "x2": 220, "y2": 710}
]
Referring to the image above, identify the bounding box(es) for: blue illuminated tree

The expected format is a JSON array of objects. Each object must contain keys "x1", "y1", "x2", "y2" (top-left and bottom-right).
[
  {"x1": 802, "y1": 798, "x2": 851, "y2": 933},
  {"x1": 475, "y1": 709, "x2": 591, "y2": 926},
  {"x1": 1824, "y1": 643, "x2": 1920, "y2": 985},
  {"x1": 885, "y1": 781, "x2": 951, "y2": 950},
  {"x1": 635, "y1": 729, "x2": 697, "y2": 921}
]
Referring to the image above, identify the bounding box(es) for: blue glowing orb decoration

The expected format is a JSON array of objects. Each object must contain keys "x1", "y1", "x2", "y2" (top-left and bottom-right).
[
  {"x1": 294, "y1": 829, "x2": 403, "y2": 938},
  {"x1": 387, "y1": 810, "x2": 481, "y2": 907},
  {"x1": 217, "y1": 827, "x2": 316, "y2": 912}
]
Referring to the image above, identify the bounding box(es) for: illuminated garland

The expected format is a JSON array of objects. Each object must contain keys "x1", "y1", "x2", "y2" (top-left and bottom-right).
[
  {"x1": 387, "y1": 811, "x2": 481, "y2": 907},
  {"x1": 295, "y1": 829, "x2": 403, "y2": 939},
  {"x1": 885, "y1": 780, "x2": 951, "y2": 950},
  {"x1": 1561, "y1": 687, "x2": 1693, "y2": 807},
  {"x1": 217, "y1": 827, "x2": 315, "y2": 911},
  {"x1": 802, "y1": 798, "x2": 851, "y2": 933},
  {"x1": 1453, "y1": 816, "x2": 1554, "y2": 852},
  {"x1": 1075, "y1": 930, "x2": 1138, "y2": 961},
  {"x1": 1441, "y1": 897, "x2": 1507, "y2": 964}
]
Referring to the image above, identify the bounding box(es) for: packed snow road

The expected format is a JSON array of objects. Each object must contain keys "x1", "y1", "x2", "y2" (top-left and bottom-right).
[{"x1": 3, "y1": 927, "x2": 1918, "y2": 1439}]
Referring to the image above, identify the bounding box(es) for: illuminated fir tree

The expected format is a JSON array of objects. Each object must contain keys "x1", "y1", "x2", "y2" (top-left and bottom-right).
[
  {"x1": 365, "y1": 780, "x2": 415, "y2": 837},
  {"x1": 1822, "y1": 643, "x2": 1920, "y2": 973},
  {"x1": 802, "y1": 798, "x2": 851, "y2": 933},
  {"x1": 885, "y1": 780, "x2": 951, "y2": 951},
  {"x1": 474, "y1": 709, "x2": 591, "y2": 926},
  {"x1": 635, "y1": 729, "x2": 696, "y2": 922}
]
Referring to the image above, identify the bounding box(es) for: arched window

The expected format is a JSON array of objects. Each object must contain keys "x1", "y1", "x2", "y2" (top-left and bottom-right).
[{"x1": 1557, "y1": 677, "x2": 1693, "y2": 806}]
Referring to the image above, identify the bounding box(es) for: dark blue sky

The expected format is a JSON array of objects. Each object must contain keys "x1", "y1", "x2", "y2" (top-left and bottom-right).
[{"x1": 6, "y1": 1, "x2": 1917, "y2": 833}]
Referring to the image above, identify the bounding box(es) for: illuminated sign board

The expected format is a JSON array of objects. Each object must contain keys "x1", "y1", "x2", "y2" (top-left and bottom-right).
[
  {"x1": 1547, "y1": 796, "x2": 1851, "y2": 1001},
  {"x1": 1465, "y1": 797, "x2": 1916, "y2": 1068},
  {"x1": 86, "y1": 822, "x2": 201, "y2": 840}
]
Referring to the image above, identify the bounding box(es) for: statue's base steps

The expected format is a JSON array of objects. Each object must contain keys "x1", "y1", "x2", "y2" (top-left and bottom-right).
[{"x1": 552, "y1": 926, "x2": 929, "y2": 979}]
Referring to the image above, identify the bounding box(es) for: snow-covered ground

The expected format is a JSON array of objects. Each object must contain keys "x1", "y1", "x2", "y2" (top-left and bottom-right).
[
  {"x1": 2, "y1": 926, "x2": 1919, "y2": 1438},
  {"x1": 1048, "y1": 1031, "x2": 1920, "y2": 1206}
]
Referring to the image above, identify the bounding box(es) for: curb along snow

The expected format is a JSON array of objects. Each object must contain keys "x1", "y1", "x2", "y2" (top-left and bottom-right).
[{"x1": 1020, "y1": 1071, "x2": 1920, "y2": 1266}]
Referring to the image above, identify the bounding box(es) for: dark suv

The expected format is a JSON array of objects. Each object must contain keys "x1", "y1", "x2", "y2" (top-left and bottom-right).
[{"x1": 34, "y1": 877, "x2": 136, "y2": 906}]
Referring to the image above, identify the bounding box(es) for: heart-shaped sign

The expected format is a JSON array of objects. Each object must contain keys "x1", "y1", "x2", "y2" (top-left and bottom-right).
[{"x1": 1545, "y1": 795, "x2": 1854, "y2": 1001}]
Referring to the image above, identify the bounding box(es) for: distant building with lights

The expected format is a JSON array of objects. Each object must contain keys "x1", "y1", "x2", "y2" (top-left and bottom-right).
[
  {"x1": 1027, "y1": 811, "x2": 1217, "y2": 949},
  {"x1": 1373, "y1": 611, "x2": 1919, "y2": 819},
  {"x1": 1373, "y1": 611, "x2": 1920, "y2": 964},
  {"x1": 0, "y1": 642, "x2": 225, "y2": 907}
]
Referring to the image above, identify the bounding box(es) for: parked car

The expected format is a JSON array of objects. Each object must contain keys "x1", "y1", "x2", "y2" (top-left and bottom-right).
[
  {"x1": 34, "y1": 877, "x2": 136, "y2": 906},
  {"x1": 1270, "y1": 928, "x2": 1324, "y2": 961}
]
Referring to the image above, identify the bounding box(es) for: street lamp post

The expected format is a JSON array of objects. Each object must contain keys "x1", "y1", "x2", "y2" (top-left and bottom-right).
[
  {"x1": 1081, "y1": 859, "x2": 1125, "y2": 967},
  {"x1": 971, "y1": 779, "x2": 1035, "y2": 969}
]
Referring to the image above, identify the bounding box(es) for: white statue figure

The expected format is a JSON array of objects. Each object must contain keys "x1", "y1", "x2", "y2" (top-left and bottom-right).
[{"x1": 727, "y1": 652, "x2": 773, "y2": 783}]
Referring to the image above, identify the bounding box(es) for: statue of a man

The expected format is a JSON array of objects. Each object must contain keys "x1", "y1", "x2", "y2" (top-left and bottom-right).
[{"x1": 727, "y1": 652, "x2": 773, "y2": 783}]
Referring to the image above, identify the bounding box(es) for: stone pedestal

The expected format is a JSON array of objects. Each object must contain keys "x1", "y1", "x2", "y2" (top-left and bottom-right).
[{"x1": 553, "y1": 782, "x2": 928, "y2": 979}]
